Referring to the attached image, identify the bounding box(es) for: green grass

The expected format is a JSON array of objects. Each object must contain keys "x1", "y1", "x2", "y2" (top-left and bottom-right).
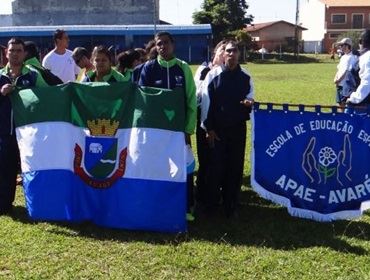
[{"x1": 2, "y1": 61, "x2": 370, "y2": 279}]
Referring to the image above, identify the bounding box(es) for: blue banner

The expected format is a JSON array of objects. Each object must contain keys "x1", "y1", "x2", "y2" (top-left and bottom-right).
[{"x1": 252, "y1": 104, "x2": 370, "y2": 221}]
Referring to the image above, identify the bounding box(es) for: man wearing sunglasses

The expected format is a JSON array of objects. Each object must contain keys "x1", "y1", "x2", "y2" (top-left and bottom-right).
[{"x1": 200, "y1": 40, "x2": 254, "y2": 218}]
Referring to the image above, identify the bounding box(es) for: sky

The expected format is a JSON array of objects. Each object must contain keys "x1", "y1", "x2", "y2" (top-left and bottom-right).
[{"x1": 0, "y1": 0, "x2": 297, "y2": 24}]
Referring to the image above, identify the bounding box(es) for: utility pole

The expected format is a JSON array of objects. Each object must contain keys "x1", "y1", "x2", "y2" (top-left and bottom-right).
[
  {"x1": 294, "y1": 0, "x2": 299, "y2": 59},
  {"x1": 153, "y1": 0, "x2": 157, "y2": 35}
]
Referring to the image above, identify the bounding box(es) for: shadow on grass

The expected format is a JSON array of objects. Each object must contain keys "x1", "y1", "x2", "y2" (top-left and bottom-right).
[{"x1": 9, "y1": 179, "x2": 370, "y2": 256}]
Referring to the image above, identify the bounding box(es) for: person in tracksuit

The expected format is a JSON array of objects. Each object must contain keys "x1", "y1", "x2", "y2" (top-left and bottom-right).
[
  {"x1": 82, "y1": 45, "x2": 128, "y2": 83},
  {"x1": 200, "y1": 40, "x2": 254, "y2": 218},
  {"x1": 138, "y1": 31, "x2": 197, "y2": 221},
  {"x1": 0, "y1": 38, "x2": 48, "y2": 214},
  {"x1": 346, "y1": 29, "x2": 370, "y2": 110}
]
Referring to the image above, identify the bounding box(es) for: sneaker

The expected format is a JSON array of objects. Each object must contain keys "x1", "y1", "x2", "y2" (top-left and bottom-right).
[
  {"x1": 0, "y1": 205, "x2": 13, "y2": 216},
  {"x1": 186, "y1": 212, "x2": 195, "y2": 222},
  {"x1": 16, "y1": 175, "x2": 23, "y2": 185}
]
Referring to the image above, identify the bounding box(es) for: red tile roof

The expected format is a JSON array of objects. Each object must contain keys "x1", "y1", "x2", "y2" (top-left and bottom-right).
[
  {"x1": 245, "y1": 20, "x2": 307, "y2": 32},
  {"x1": 319, "y1": 0, "x2": 370, "y2": 6}
]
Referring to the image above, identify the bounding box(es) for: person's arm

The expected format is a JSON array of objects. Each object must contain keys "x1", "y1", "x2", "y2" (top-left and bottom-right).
[
  {"x1": 334, "y1": 56, "x2": 351, "y2": 85},
  {"x1": 138, "y1": 62, "x2": 150, "y2": 86},
  {"x1": 181, "y1": 63, "x2": 197, "y2": 135},
  {"x1": 26, "y1": 65, "x2": 49, "y2": 87},
  {"x1": 347, "y1": 61, "x2": 370, "y2": 104},
  {"x1": 42, "y1": 55, "x2": 50, "y2": 70}
]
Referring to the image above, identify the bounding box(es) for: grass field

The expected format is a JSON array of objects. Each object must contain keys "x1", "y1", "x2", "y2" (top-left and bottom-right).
[{"x1": 1, "y1": 60, "x2": 370, "y2": 279}]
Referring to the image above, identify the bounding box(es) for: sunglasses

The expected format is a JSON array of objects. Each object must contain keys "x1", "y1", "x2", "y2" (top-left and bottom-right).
[{"x1": 225, "y1": 47, "x2": 238, "y2": 53}]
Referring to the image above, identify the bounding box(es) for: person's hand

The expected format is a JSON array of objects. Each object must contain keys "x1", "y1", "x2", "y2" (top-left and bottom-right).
[
  {"x1": 302, "y1": 137, "x2": 321, "y2": 184},
  {"x1": 336, "y1": 134, "x2": 352, "y2": 186},
  {"x1": 206, "y1": 130, "x2": 220, "y2": 148},
  {"x1": 240, "y1": 98, "x2": 254, "y2": 107},
  {"x1": 1, "y1": 84, "x2": 14, "y2": 96}
]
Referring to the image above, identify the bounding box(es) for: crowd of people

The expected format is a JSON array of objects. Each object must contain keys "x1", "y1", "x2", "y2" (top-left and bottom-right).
[
  {"x1": 1, "y1": 28, "x2": 370, "y2": 223},
  {"x1": 334, "y1": 30, "x2": 370, "y2": 113}
]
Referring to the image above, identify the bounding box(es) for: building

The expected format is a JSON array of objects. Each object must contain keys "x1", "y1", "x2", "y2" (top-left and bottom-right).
[
  {"x1": 0, "y1": 25, "x2": 212, "y2": 63},
  {"x1": 0, "y1": 0, "x2": 160, "y2": 26},
  {"x1": 0, "y1": 1, "x2": 213, "y2": 63},
  {"x1": 301, "y1": 0, "x2": 370, "y2": 53},
  {"x1": 245, "y1": 20, "x2": 307, "y2": 53}
]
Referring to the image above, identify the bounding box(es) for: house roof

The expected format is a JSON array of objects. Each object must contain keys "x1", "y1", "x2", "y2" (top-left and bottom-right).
[
  {"x1": 319, "y1": 0, "x2": 370, "y2": 6},
  {"x1": 245, "y1": 20, "x2": 307, "y2": 32}
]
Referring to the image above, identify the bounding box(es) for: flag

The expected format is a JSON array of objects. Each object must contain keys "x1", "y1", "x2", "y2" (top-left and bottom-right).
[
  {"x1": 252, "y1": 103, "x2": 370, "y2": 221},
  {"x1": 11, "y1": 82, "x2": 187, "y2": 232}
]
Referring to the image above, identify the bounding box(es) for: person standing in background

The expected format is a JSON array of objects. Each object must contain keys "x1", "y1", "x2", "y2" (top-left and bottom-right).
[
  {"x1": 200, "y1": 40, "x2": 254, "y2": 218},
  {"x1": 72, "y1": 47, "x2": 95, "y2": 82},
  {"x1": 24, "y1": 41, "x2": 63, "y2": 86},
  {"x1": 82, "y1": 45, "x2": 126, "y2": 82},
  {"x1": 193, "y1": 40, "x2": 226, "y2": 208},
  {"x1": 42, "y1": 29, "x2": 80, "y2": 83},
  {"x1": 333, "y1": 38, "x2": 359, "y2": 109},
  {"x1": 346, "y1": 30, "x2": 370, "y2": 111}
]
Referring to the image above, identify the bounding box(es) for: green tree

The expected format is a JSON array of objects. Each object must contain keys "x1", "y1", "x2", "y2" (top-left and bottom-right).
[{"x1": 193, "y1": 0, "x2": 253, "y2": 44}]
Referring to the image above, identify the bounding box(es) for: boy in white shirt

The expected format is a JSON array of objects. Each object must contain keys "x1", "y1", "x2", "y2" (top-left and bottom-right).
[{"x1": 42, "y1": 29, "x2": 80, "y2": 83}]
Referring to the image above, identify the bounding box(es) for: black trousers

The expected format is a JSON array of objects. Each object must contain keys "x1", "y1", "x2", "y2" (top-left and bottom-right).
[
  {"x1": 204, "y1": 123, "x2": 246, "y2": 213},
  {"x1": 0, "y1": 134, "x2": 19, "y2": 212},
  {"x1": 195, "y1": 108, "x2": 210, "y2": 204}
]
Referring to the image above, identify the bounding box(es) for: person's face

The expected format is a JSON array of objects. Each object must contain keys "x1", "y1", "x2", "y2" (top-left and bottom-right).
[
  {"x1": 224, "y1": 43, "x2": 240, "y2": 69},
  {"x1": 6, "y1": 43, "x2": 25, "y2": 67},
  {"x1": 75, "y1": 56, "x2": 87, "y2": 68},
  {"x1": 57, "y1": 33, "x2": 69, "y2": 49},
  {"x1": 155, "y1": 35, "x2": 174, "y2": 60},
  {"x1": 339, "y1": 44, "x2": 350, "y2": 53},
  {"x1": 93, "y1": 53, "x2": 111, "y2": 76}
]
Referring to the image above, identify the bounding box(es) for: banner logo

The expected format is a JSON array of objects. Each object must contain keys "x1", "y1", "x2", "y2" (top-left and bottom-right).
[
  {"x1": 74, "y1": 119, "x2": 127, "y2": 188},
  {"x1": 302, "y1": 135, "x2": 352, "y2": 186}
]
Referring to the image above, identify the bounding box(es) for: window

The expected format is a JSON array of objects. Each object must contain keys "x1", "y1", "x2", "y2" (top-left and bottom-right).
[
  {"x1": 332, "y1": 14, "x2": 346, "y2": 24},
  {"x1": 329, "y1": 33, "x2": 340, "y2": 39},
  {"x1": 352, "y1": 14, "x2": 364, "y2": 29}
]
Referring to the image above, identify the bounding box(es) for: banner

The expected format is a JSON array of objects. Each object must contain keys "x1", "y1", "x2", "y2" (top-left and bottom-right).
[
  {"x1": 11, "y1": 82, "x2": 187, "y2": 232},
  {"x1": 252, "y1": 103, "x2": 370, "y2": 221}
]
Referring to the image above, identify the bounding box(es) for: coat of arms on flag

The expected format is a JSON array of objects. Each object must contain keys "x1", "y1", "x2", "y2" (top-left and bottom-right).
[{"x1": 74, "y1": 119, "x2": 128, "y2": 188}]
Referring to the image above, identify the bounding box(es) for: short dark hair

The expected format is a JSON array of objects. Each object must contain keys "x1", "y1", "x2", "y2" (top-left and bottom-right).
[
  {"x1": 224, "y1": 40, "x2": 240, "y2": 52},
  {"x1": 116, "y1": 49, "x2": 141, "y2": 73},
  {"x1": 53, "y1": 29, "x2": 66, "y2": 44},
  {"x1": 92, "y1": 45, "x2": 112, "y2": 63},
  {"x1": 72, "y1": 47, "x2": 90, "y2": 63},
  {"x1": 359, "y1": 29, "x2": 370, "y2": 49},
  {"x1": 154, "y1": 31, "x2": 174, "y2": 43},
  {"x1": 7, "y1": 37, "x2": 25, "y2": 49},
  {"x1": 24, "y1": 41, "x2": 39, "y2": 60}
]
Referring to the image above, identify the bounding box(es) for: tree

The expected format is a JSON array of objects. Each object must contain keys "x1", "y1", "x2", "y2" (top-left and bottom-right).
[{"x1": 193, "y1": 0, "x2": 253, "y2": 44}]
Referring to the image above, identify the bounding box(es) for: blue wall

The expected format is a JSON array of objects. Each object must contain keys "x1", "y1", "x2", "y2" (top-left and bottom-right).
[{"x1": 0, "y1": 25, "x2": 212, "y2": 63}]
